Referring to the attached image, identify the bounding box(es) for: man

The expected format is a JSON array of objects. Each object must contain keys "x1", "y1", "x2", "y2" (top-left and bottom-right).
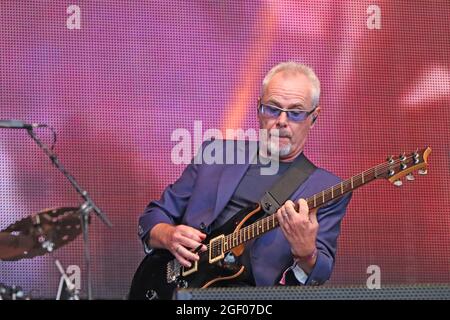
[{"x1": 138, "y1": 62, "x2": 352, "y2": 287}]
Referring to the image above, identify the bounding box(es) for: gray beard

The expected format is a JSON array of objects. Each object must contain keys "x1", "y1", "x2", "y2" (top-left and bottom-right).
[
  {"x1": 260, "y1": 139, "x2": 291, "y2": 158},
  {"x1": 258, "y1": 129, "x2": 292, "y2": 159},
  {"x1": 269, "y1": 141, "x2": 292, "y2": 157}
]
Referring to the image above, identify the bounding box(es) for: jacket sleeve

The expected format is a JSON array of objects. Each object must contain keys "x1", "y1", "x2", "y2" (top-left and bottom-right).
[
  {"x1": 283, "y1": 192, "x2": 353, "y2": 286},
  {"x1": 138, "y1": 153, "x2": 201, "y2": 252}
]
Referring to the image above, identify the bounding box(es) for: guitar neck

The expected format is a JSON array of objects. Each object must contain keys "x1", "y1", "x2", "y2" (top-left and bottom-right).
[{"x1": 222, "y1": 161, "x2": 386, "y2": 252}]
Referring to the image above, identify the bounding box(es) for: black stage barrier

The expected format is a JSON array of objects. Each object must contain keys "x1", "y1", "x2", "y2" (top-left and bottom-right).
[{"x1": 175, "y1": 284, "x2": 450, "y2": 300}]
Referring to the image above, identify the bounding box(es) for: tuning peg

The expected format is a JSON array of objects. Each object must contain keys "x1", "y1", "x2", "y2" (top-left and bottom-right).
[
  {"x1": 393, "y1": 180, "x2": 403, "y2": 187},
  {"x1": 400, "y1": 163, "x2": 407, "y2": 170},
  {"x1": 413, "y1": 152, "x2": 420, "y2": 164},
  {"x1": 406, "y1": 173, "x2": 415, "y2": 181},
  {"x1": 387, "y1": 156, "x2": 394, "y2": 164},
  {"x1": 399, "y1": 153, "x2": 406, "y2": 161},
  {"x1": 418, "y1": 169, "x2": 428, "y2": 175}
]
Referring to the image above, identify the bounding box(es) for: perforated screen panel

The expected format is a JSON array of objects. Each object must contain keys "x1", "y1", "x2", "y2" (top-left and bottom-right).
[{"x1": 1, "y1": 1, "x2": 449, "y2": 299}]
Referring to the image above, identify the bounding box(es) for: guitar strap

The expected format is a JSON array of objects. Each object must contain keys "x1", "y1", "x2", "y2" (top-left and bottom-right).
[{"x1": 260, "y1": 153, "x2": 317, "y2": 215}]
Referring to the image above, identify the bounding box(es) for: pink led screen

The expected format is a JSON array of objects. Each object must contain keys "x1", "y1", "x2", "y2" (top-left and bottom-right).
[{"x1": 0, "y1": 1, "x2": 449, "y2": 299}]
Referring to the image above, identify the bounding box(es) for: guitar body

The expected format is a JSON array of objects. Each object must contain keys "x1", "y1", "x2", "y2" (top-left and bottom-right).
[{"x1": 128, "y1": 203, "x2": 262, "y2": 300}]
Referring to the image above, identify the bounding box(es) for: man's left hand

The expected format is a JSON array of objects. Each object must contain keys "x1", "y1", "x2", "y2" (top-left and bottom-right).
[{"x1": 276, "y1": 199, "x2": 318, "y2": 267}]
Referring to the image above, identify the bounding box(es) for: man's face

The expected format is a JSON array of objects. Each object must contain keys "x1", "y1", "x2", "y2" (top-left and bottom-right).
[{"x1": 258, "y1": 71, "x2": 320, "y2": 161}]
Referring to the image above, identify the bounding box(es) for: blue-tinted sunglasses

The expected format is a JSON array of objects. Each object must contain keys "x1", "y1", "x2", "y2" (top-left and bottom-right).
[{"x1": 258, "y1": 103, "x2": 316, "y2": 122}]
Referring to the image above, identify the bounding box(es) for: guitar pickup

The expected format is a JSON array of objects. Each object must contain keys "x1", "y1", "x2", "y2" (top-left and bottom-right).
[{"x1": 208, "y1": 234, "x2": 225, "y2": 264}]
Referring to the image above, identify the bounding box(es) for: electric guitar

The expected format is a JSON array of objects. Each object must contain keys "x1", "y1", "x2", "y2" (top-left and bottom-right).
[{"x1": 128, "y1": 147, "x2": 431, "y2": 300}]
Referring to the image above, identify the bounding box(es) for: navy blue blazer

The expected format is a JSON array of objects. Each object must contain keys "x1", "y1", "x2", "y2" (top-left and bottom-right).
[{"x1": 139, "y1": 140, "x2": 352, "y2": 286}]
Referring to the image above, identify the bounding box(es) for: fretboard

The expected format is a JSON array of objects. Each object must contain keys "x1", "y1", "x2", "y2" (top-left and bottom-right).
[{"x1": 222, "y1": 161, "x2": 388, "y2": 253}]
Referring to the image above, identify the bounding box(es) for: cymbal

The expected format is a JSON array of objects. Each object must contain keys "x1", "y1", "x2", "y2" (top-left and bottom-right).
[
  {"x1": 0, "y1": 233, "x2": 34, "y2": 260},
  {"x1": 0, "y1": 207, "x2": 86, "y2": 261}
]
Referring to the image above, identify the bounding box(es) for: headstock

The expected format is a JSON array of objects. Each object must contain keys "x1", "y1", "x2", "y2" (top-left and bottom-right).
[{"x1": 377, "y1": 147, "x2": 431, "y2": 186}]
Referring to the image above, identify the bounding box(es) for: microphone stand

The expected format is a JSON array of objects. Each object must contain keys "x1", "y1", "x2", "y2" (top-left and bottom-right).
[{"x1": 26, "y1": 128, "x2": 113, "y2": 300}]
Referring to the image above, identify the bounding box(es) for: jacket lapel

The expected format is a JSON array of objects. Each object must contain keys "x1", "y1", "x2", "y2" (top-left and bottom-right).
[{"x1": 213, "y1": 140, "x2": 258, "y2": 217}]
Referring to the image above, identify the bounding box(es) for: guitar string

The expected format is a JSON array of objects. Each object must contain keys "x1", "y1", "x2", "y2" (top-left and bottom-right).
[
  {"x1": 198, "y1": 152, "x2": 424, "y2": 260},
  {"x1": 224, "y1": 153, "x2": 423, "y2": 251}
]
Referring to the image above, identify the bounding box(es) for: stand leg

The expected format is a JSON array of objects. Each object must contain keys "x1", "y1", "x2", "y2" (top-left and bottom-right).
[{"x1": 80, "y1": 210, "x2": 92, "y2": 300}]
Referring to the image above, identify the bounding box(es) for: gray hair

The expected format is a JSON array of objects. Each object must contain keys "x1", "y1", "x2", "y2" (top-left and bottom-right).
[{"x1": 261, "y1": 61, "x2": 321, "y2": 108}]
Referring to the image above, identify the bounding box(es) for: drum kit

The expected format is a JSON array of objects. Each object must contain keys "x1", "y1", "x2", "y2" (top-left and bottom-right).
[
  {"x1": 0, "y1": 121, "x2": 113, "y2": 300},
  {"x1": 0, "y1": 207, "x2": 88, "y2": 300}
]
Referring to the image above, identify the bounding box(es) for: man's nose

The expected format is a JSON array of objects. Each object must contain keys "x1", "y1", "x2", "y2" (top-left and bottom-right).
[{"x1": 276, "y1": 111, "x2": 288, "y2": 127}]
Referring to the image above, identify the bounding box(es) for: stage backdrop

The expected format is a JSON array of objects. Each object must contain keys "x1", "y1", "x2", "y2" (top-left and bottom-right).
[{"x1": 1, "y1": 1, "x2": 449, "y2": 299}]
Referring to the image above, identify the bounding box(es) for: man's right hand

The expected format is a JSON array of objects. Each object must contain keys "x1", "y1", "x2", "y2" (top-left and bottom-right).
[{"x1": 149, "y1": 223, "x2": 207, "y2": 268}]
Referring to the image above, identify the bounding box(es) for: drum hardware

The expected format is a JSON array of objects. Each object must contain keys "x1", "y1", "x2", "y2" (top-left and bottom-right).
[
  {"x1": 0, "y1": 123, "x2": 113, "y2": 300},
  {"x1": 0, "y1": 283, "x2": 29, "y2": 300}
]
